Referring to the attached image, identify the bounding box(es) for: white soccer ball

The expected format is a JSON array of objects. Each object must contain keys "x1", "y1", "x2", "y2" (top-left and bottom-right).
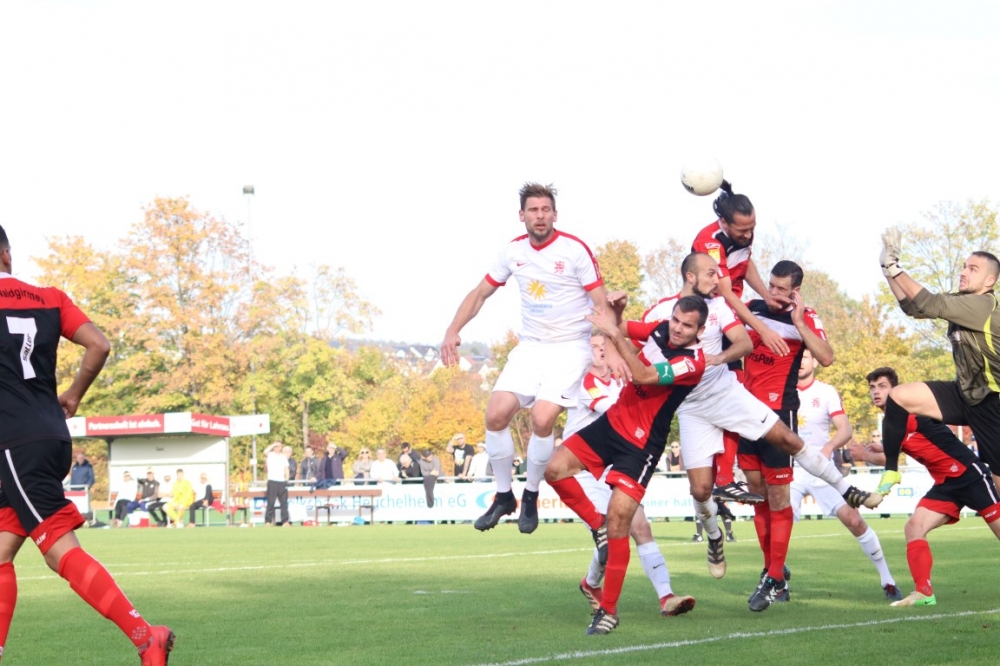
[{"x1": 680, "y1": 158, "x2": 724, "y2": 196}]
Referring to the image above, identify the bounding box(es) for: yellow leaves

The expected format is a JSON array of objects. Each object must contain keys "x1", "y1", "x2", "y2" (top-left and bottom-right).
[{"x1": 595, "y1": 240, "x2": 645, "y2": 321}]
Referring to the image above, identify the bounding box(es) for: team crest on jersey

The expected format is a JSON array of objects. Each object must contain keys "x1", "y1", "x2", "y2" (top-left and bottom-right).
[
  {"x1": 812, "y1": 398, "x2": 820, "y2": 408},
  {"x1": 554, "y1": 261, "x2": 565, "y2": 274},
  {"x1": 634, "y1": 427, "x2": 646, "y2": 439},
  {"x1": 670, "y1": 357, "x2": 696, "y2": 376},
  {"x1": 708, "y1": 313, "x2": 718, "y2": 327},
  {"x1": 769, "y1": 392, "x2": 779, "y2": 403},
  {"x1": 950, "y1": 463, "x2": 959, "y2": 473},
  {"x1": 527, "y1": 280, "x2": 547, "y2": 300}
]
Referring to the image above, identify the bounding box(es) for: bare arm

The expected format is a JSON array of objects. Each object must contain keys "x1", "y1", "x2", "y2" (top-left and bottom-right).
[
  {"x1": 441, "y1": 279, "x2": 499, "y2": 366},
  {"x1": 791, "y1": 293, "x2": 834, "y2": 366},
  {"x1": 705, "y1": 322, "x2": 753, "y2": 367},
  {"x1": 586, "y1": 308, "x2": 660, "y2": 385},
  {"x1": 820, "y1": 413, "x2": 853, "y2": 460},
  {"x1": 58, "y1": 323, "x2": 110, "y2": 418},
  {"x1": 590, "y1": 285, "x2": 632, "y2": 382},
  {"x1": 717, "y1": 275, "x2": 790, "y2": 356}
]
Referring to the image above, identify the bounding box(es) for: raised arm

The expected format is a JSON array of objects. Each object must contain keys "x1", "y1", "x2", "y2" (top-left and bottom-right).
[
  {"x1": 717, "y1": 274, "x2": 789, "y2": 357},
  {"x1": 791, "y1": 293, "x2": 834, "y2": 366},
  {"x1": 441, "y1": 279, "x2": 499, "y2": 366}
]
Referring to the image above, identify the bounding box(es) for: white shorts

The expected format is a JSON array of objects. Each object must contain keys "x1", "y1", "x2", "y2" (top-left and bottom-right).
[
  {"x1": 677, "y1": 374, "x2": 779, "y2": 468},
  {"x1": 790, "y1": 466, "x2": 845, "y2": 520},
  {"x1": 575, "y1": 468, "x2": 612, "y2": 514},
  {"x1": 492, "y1": 338, "x2": 592, "y2": 408}
]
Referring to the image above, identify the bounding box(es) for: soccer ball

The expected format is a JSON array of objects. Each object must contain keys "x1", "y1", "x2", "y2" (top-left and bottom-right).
[{"x1": 680, "y1": 158, "x2": 724, "y2": 196}]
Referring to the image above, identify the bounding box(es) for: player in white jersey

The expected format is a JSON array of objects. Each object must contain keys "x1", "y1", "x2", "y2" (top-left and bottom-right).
[
  {"x1": 643, "y1": 252, "x2": 769, "y2": 578},
  {"x1": 441, "y1": 182, "x2": 625, "y2": 534},
  {"x1": 792, "y1": 349, "x2": 903, "y2": 600},
  {"x1": 567, "y1": 334, "x2": 695, "y2": 618}
]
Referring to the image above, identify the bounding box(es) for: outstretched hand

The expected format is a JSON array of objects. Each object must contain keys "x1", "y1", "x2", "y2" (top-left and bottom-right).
[{"x1": 880, "y1": 227, "x2": 903, "y2": 278}]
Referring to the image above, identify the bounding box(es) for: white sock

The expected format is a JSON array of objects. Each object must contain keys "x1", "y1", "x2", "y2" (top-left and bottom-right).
[
  {"x1": 793, "y1": 447, "x2": 850, "y2": 494},
  {"x1": 586, "y1": 548, "x2": 604, "y2": 587},
  {"x1": 694, "y1": 498, "x2": 722, "y2": 540},
  {"x1": 485, "y1": 428, "x2": 515, "y2": 493},
  {"x1": 857, "y1": 527, "x2": 894, "y2": 587},
  {"x1": 638, "y1": 542, "x2": 672, "y2": 599},
  {"x1": 524, "y1": 433, "x2": 555, "y2": 493}
]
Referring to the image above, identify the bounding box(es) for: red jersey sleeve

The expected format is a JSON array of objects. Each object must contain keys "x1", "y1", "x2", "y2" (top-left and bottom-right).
[
  {"x1": 57, "y1": 290, "x2": 91, "y2": 340},
  {"x1": 626, "y1": 319, "x2": 660, "y2": 342},
  {"x1": 802, "y1": 307, "x2": 827, "y2": 341}
]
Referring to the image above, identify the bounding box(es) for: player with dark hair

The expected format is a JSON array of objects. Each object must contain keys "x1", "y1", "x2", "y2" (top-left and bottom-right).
[
  {"x1": 848, "y1": 366, "x2": 1000, "y2": 606},
  {"x1": 545, "y1": 296, "x2": 708, "y2": 634},
  {"x1": 0, "y1": 225, "x2": 174, "y2": 664},
  {"x1": 691, "y1": 182, "x2": 789, "y2": 504},
  {"x1": 878, "y1": 228, "x2": 1000, "y2": 494},
  {"x1": 737, "y1": 260, "x2": 881, "y2": 612},
  {"x1": 441, "y1": 182, "x2": 626, "y2": 534}
]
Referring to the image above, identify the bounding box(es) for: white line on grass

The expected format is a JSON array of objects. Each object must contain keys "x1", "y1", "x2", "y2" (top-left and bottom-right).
[{"x1": 467, "y1": 607, "x2": 1000, "y2": 666}]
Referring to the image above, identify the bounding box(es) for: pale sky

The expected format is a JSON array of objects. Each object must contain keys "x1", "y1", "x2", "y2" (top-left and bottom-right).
[{"x1": 2, "y1": 1, "x2": 998, "y2": 346}]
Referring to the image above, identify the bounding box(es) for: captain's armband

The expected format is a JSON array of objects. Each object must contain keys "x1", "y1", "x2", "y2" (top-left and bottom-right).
[{"x1": 653, "y1": 362, "x2": 675, "y2": 385}]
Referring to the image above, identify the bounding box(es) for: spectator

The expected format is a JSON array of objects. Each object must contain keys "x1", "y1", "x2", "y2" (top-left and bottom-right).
[
  {"x1": 146, "y1": 474, "x2": 171, "y2": 527},
  {"x1": 317, "y1": 442, "x2": 348, "y2": 488},
  {"x1": 298, "y1": 445, "x2": 320, "y2": 484},
  {"x1": 164, "y1": 469, "x2": 195, "y2": 528},
  {"x1": 352, "y1": 448, "x2": 373, "y2": 483},
  {"x1": 264, "y1": 442, "x2": 291, "y2": 526},
  {"x1": 112, "y1": 471, "x2": 139, "y2": 528},
  {"x1": 283, "y1": 445, "x2": 297, "y2": 483},
  {"x1": 468, "y1": 442, "x2": 491, "y2": 480},
  {"x1": 667, "y1": 442, "x2": 683, "y2": 471},
  {"x1": 446, "y1": 433, "x2": 474, "y2": 482},
  {"x1": 369, "y1": 448, "x2": 400, "y2": 484},
  {"x1": 418, "y1": 449, "x2": 442, "y2": 508},
  {"x1": 398, "y1": 443, "x2": 421, "y2": 483},
  {"x1": 187, "y1": 473, "x2": 214, "y2": 527},
  {"x1": 512, "y1": 456, "x2": 526, "y2": 477},
  {"x1": 69, "y1": 452, "x2": 95, "y2": 489}
]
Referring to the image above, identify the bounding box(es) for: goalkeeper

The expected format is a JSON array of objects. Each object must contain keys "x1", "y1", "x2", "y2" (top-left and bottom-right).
[{"x1": 877, "y1": 227, "x2": 1000, "y2": 493}]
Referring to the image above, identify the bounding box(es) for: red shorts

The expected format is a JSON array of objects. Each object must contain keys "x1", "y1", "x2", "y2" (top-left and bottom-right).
[
  {"x1": 565, "y1": 416, "x2": 663, "y2": 503},
  {"x1": 737, "y1": 408, "x2": 794, "y2": 485},
  {"x1": 919, "y1": 460, "x2": 1000, "y2": 525}
]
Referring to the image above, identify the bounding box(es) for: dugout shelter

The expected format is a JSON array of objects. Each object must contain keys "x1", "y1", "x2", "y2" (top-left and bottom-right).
[{"x1": 67, "y1": 412, "x2": 269, "y2": 519}]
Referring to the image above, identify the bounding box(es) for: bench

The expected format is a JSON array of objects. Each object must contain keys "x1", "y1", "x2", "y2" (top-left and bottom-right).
[{"x1": 231, "y1": 487, "x2": 383, "y2": 525}]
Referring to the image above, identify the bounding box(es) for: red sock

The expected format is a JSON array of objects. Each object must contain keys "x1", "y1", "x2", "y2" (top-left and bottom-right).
[
  {"x1": 907, "y1": 539, "x2": 934, "y2": 596},
  {"x1": 714, "y1": 431, "x2": 739, "y2": 486},
  {"x1": 753, "y1": 502, "x2": 771, "y2": 569},
  {"x1": 58, "y1": 547, "x2": 151, "y2": 647},
  {"x1": 548, "y1": 477, "x2": 604, "y2": 529},
  {"x1": 0, "y1": 562, "x2": 16, "y2": 651},
  {"x1": 767, "y1": 506, "x2": 793, "y2": 580},
  {"x1": 601, "y1": 537, "x2": 630, "y2": 615}
]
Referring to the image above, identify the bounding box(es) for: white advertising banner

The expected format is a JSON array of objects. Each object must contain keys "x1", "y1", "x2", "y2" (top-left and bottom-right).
[{"x1": 242, "y1": 469, "x2": 939, "y2": 524}]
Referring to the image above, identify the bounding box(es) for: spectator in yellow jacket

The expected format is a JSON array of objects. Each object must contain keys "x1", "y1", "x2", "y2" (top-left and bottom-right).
[{"x1": 164, "y1": 469, "x2": 196, "y2": 528}]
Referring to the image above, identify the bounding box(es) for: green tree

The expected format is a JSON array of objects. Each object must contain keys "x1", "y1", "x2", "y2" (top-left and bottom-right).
[
  {"x1": 596, "y1": 239, "x2": 645, "y2": 320},
  {"x1": 642, "y1": 237, "x2": 688, "y2": 305}
]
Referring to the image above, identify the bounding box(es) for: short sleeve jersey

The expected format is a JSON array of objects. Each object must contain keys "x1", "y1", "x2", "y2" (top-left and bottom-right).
[
  {"x1": 606, "y1": 320, "x2": 705, "y2": 450},
  {"x1": 485, "y1": 231, "x2": 603, "y2": 343},
  {"x1": 742, "y1": 301, "x2": 827, "y2": 411},
  {"x1": 795, "y1": 379, "x2": 845, "y2": 452},
  {"x1": 692, "y1": 220, "x2": 753, "y2": 298},
  {"x1": 0, "y1": 275, "x2": 90, "y2": 449},
  {"x1": 564, "y1": 371, "x2": 624, "y2": 439},
  {"x1": 642, "y1": 294, "x2": 739, "y2": 400}
]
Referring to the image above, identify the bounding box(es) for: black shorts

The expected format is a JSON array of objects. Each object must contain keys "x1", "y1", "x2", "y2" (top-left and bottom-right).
[
  {"x1": 738, "y1": 408, "x2": 795, "y2": 483},
  {"x1": 920, "y1": 459, "x2": 1000, "y2": 524},
  {"x1": 568, "y1": 416, "x2": 663, "y2": 502},
  {"x1": 0, "y1": 440, "x2": 76, "y2": 535},
  {"x1": 926, "y1": 381, "x2": 1000, "y2": 471}
]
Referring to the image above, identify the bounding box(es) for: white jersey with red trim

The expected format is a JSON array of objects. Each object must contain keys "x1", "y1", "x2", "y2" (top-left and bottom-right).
[
  {"x1": 485, "y1": 230, "x2": 603, "y2": 343},
  {"x1": 795, "y1": 379, "x2": 845, "y2": 452},
  {"x1": 564, "y1": 371, "x2": 624, "y2": 439},
  {"x1": 642, "y1": 294, "x2": 740, "y2": 401}
]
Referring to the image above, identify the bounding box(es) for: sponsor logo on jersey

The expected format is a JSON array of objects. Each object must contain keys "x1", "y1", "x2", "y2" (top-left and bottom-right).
[
  {"x1": 748, "y1": 351, "x2": 774, "y2": 366},
  {"x1": 527, "y1": 280, "x2": 547, "y2": 300},
  {"x1": 587, "y1": 387, "x2": 602, "y2": 398},
  {"x1": 707, "y1": 248, "x2": 721, "y2": 263},
  {"x1": 703, "y1": 242, "x2": 721, "y2": 250},
  {"x1": 670, "y1": 358, "x2": 695, "y2": 376},
  {"x1": 554, "y1": 261, "x2": 565, "y2": 274}
]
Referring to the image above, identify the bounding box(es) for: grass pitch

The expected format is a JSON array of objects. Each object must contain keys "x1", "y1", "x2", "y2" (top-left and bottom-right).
[{"x1": 4, "y1": 517, "x2": 998, "y2": 665}]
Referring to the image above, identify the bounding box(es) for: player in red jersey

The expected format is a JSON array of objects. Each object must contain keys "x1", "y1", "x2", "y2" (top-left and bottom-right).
[
  {"x1": 545, "y1": 296, "x2": 708, "y2": 635},
  {"x1": 441, "y1": 183, "x2": 625, "y2": 534},
  {"x1": 691, "y1": 182, "x2": 788, "y2": 502},
  {"x1": 848, "y1": 367, "x2": 1000, "y2": 607},
  {"x1": 738, "y1": 260, "x2": 852, "y2": 612},
  {"x1": 0, "y1": 226, "x2": 173, "y2": 664}
]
